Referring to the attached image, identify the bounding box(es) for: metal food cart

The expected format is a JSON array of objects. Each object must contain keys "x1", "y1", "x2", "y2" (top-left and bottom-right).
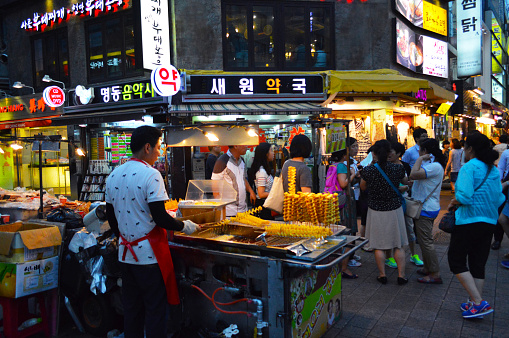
[{"x1": 170, "y1": 225, "x2": 367, "y2": 338}]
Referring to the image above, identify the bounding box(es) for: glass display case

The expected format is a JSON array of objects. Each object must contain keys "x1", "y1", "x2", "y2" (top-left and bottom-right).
[{"x1": 178, "y1": 180, "x2": 237, "y2": 223}]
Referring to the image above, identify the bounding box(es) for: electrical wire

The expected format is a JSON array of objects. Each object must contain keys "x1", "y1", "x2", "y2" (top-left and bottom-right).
[{"x1": 191, "y1": 285, "x2": 251, "y2": 316}]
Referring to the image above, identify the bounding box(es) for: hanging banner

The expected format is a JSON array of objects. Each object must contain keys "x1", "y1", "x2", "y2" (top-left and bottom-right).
[
  {"x1": 456, "y1": 0, "x2": 482, "y2": 77},
  {"x1": 140, "y1": 0, "x2": 171, "y2": 70}
]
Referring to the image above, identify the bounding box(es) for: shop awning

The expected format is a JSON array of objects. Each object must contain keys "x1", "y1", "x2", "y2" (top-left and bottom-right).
[
  {"x1": 51, "y1": 108, "x2": 147, "y2": 125},
  {"x1": 169, "y1": 102, "x2": 331, "y2": 115},
  {"x1": 327, "y1": 69, "x2": 455, "y2": 102}
]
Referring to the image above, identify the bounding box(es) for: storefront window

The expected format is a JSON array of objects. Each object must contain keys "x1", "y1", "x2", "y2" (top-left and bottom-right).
[
  {"x1": 86, "y1": 11, "x2": 141, "y2": 83},
  {"x1": 32, "y1": 29, "x2": 69, "y2": 91},
  {"x1": 223, "y1": 1, "x2": 334, "y2": 70}
]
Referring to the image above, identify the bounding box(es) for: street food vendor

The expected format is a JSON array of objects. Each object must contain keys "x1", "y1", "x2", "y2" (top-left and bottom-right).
[
  {"x1": 211, "y1": 145, "x2": 256, "y2": 217},
  {"x1": 105, "y1": 126, "x2": 200, "y2": 338},
  {"x1": 282, "y1": 134, "x2": 313, "y2": 193}
]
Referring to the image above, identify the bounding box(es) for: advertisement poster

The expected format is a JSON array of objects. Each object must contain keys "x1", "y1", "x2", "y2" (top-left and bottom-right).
[
  {"x1": 291, "y1": 265, "x2": 342, "y2": 338},
  {"x1": 395, "y1": 0, "x2": 447, "y2": 36},
  {"x1": 396, "y1": 19, "x2": 448, "y2": 78},
  {"x1": 325, "y1": 123, "x2": 346, "y2": 154},
  {"x1": 456, "y1": 0, "x2": 482, "y2": 77}
]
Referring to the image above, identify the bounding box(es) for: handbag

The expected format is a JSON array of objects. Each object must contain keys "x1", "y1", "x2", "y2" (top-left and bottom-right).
[
  {"x1": 438, "y1": 167, "x2": 492, "y2": 233},
  {"x1": 263, "y1": 176, "x2": 284, "y2": 214},
  {"x1": 438, "y1": 207, "x2": 456, "y2": 233},
  {"x1": 374, "y1": 163, "x2": 440, "y2": 219}
]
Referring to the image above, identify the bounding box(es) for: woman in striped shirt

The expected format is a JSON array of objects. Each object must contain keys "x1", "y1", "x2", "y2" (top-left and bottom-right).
[{"x1": 248, "y1": 142, "x2": 275, "y2": 220}]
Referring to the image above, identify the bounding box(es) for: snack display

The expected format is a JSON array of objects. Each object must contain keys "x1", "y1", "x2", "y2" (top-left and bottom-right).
[
  {"x1": 264, "y1": 222, "x2": 332, "y2": 238},
  {"x1": 283, "y1": 192, "x2": 341, "y2": 226}
]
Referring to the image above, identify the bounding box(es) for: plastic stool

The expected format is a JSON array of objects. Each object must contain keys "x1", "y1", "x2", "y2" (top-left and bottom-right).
[{"x1": 0, "y1": 292, "x2": 51, "y2": 338}]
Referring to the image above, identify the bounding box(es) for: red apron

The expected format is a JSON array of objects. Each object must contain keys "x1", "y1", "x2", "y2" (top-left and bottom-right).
[{"x1": 120, "y1": 226, "x2": 180, "y2": 305}]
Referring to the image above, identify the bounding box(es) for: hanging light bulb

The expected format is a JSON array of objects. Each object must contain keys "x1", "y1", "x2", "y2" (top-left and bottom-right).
[
  {"x1": 76, "y1": 147, "x2": 86, "y2": 156},
  {"x1": 247, "y1": 128, "x2": 258, "y2": 137},
  {"x1": 203, "y1": 131, "x2": 219, "y2": 142}
]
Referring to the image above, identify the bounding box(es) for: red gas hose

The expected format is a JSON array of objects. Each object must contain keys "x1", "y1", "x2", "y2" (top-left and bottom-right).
[{"x1": 191, "y1": 285, "x2": 252, "y2": 316}]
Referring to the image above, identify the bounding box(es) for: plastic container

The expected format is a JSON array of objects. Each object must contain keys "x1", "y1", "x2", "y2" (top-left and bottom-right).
[{"x1": 1, "y1": 214, "x2": 10, "y2": 223}]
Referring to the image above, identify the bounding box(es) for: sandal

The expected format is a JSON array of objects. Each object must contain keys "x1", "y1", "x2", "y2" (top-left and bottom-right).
[
  {"x1": 417, "y1": 276, "x2": 443, "y2": 284},
  {"x1": 341, "y1": 272, "x2": 359, "y2": 279},
  {"x1": 362, "y1": 247, "x2": 374, "y2": 252},
  {"x1": 416, "y1": 268, "x2": 429, "y2": 276}
]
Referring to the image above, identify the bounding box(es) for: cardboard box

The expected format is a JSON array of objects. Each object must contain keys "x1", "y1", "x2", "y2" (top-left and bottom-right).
[
  {"x1": 0, "y1": 222, "x2": 62, "y2": 263},
  {"x1": 0, "y1": 256, "x2": 59, "y2": 298}
]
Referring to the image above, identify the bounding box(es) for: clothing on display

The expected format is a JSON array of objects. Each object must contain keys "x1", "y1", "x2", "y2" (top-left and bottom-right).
[{"x1": 386, "y1": 124, "x2": 398, "y2": 143}]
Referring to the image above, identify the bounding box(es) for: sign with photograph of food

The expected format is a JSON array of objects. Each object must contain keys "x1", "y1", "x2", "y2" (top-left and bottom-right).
[
  {"x1": 456, "y1": 0, "x2": 482, "y2": 77},
  {"x1": 395, "y1": 0, "x2": 447, "y2": 36},
  {"x1": 396, "y1": 19, "x2": 448, "y2": 78}
]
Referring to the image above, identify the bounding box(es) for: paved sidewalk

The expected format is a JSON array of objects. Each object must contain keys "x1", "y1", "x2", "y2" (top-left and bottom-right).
[{"x1": 325, "y1": 191, "x2": 509, "y2": 338}]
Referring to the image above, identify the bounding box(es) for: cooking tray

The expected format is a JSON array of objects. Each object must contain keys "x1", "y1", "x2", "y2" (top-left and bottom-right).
[{"x1": 172, "y1": 223, "x2": 348, "y2": 261}]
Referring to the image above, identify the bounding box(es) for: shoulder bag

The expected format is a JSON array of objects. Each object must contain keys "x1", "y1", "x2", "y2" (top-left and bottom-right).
[
  {"x1": 263, "y1": 175, "x2": 284, "y2": 214},
  {"x1": 439, "y1": 166, "x2": 492, "y2": 233},
  {"x1": 375, "y1": 163, "x2": 440, "y2": 219}
]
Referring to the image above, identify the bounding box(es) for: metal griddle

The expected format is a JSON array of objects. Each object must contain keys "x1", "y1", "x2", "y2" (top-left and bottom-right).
[{"x1": 173, "y1": 223, "x2": 348, "y2": 261}]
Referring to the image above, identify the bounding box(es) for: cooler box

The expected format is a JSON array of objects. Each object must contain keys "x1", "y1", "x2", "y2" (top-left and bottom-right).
[
  {"x1": 0, "y1": 256, "x2": 59, "y2": 298},
  {"x1": 0, "y1": 222, "x2": 62, "y2": 263}
]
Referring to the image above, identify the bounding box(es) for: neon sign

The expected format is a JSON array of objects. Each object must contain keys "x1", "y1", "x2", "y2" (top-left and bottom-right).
[{"x1": 20, "y1": 0, "x2": 130, "y2": 32}]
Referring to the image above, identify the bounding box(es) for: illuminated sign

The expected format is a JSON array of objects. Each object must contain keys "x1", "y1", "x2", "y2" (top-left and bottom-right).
[
  {"x1": 492, "y1": 18, "x2": 504, "y2": 74},
  {"x1": 0, "y1": 95, "x2": 63, "y2": 122},
  {"x1": 456, "y1": 0, "x2": 482, "y2": 77},
  {"x1": 151, "y1": 65, "x2": 181, "y2": 97},
  {"x1": 20, "y1": 0, "x2": 130, "y2": 32},
  {"x1": 396, "y1": 19, "x2": 448, "y2": 78},
  {"x1": 68, "y1": 79, "x2": 163, "y2": 107},
  {"x1": 395, "y1": 0, "x2": 447, "y2": 36},
  {"x1": 43, "y1": 86, "x2": 65, "y2": 108},
  {"x1": 140, "y1": 0, "x2": 171, "y2": 70},
  {"x1": 186, "y1": 75, "x2": 325, "y2": 102}
]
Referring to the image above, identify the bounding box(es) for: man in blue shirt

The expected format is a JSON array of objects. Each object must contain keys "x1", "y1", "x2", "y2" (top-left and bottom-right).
[{"x1": 402, "y1": 127, "x2": 428, "y2": 168}]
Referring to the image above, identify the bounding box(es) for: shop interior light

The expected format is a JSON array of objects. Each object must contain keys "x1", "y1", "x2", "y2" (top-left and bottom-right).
[
  {"x1": 42, "y1": 75, "x2": 66, "y2": 90},
  {"x1": 0, "y1": 146, "x2": 4, "y2": 154},
  {"x1": 12, "y1": 81, "x2": 35, "y2": 94},
  {"x1": 472, "y1": 87, "x2": 485, "y2": 96},
  {"x1": 10, "y1": 143, "x2": 23, "y2": 150}
]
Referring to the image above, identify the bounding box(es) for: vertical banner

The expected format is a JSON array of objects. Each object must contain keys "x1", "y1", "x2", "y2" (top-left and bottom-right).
[
  {"x1": 456, "y1": 0, "x2": 482, "y2": 77},
  {"x1": 140, "y1": 0, "x2": 171, "y2": 70}
]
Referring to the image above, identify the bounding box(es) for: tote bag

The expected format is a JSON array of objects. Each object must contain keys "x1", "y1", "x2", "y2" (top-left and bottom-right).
[{"x1": 263, "y1": 176, "x2": 284, "y2": 214}]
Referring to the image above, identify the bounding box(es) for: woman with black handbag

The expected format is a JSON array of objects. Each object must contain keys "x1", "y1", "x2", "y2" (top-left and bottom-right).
[
  {"x1": 447, "y1": 131, "x2": 505, "y2": 319},
  {"x1": 409, "y1": 139, "x2": 446, "y2": 284}
]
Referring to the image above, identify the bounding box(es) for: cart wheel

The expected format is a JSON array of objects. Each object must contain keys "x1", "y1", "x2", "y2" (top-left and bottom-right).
[{"x1": 80, "y1": 294, "x2": 116, "y2": 335}]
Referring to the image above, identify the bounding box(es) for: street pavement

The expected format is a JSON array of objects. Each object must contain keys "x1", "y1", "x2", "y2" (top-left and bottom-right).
[{"x1": 325, "y1": 190, "x2": 509, "y2": 338}]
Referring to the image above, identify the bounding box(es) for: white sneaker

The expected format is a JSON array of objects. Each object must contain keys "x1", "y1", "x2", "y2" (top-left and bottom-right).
[{"x1": 347, "y1": 259, "x2": 362, "y2": 267}]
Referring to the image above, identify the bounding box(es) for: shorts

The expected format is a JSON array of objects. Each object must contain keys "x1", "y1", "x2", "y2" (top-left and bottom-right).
[{"x1": 450, "y1": 172, "x2": 459, "y2": 183}]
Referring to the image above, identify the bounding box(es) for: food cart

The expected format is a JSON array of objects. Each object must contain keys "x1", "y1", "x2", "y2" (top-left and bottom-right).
[{"x1": 169, "y1": 180, "x2": 367, "y2": 338}]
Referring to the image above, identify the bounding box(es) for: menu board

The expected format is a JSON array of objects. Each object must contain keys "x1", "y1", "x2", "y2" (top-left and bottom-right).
[
  {"x1": 111, "y1": 134, "x2": 132, "y2": 163},
  {"x1": 395, "y1": 0, "x2": 447, "y2": 36},
  {"x1": 396, "y1": 19, "x2": 448, "y2": 78},
  {"x1": 324, "y1": 123, "x2": 346, "y2": 154}
]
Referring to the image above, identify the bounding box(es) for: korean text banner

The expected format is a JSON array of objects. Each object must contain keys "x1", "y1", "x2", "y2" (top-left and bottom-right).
[
  {"x1": 140, "y1": 0, "x2": 171, "y2": 70},
  {"x1": 456, "y1": 0, "x2": 482, "y2": 77},
  {"x1": 395, "y1": 0, "x2": 447, "y2": 36},
  {"x1": 396, "y1": 19, "x2": 448, "y2": 78}
]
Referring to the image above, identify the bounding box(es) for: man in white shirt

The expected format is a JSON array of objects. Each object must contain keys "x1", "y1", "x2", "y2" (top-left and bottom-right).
[
  {"x1": 402, "y1": 127, "x2": 428, "y2": 168},
  {"x1": 212, "y1": 145, "x2": 256, "y2": 216},
  {"x1": 106, "y1": 126, "x2": 199, "y2": 337}
]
